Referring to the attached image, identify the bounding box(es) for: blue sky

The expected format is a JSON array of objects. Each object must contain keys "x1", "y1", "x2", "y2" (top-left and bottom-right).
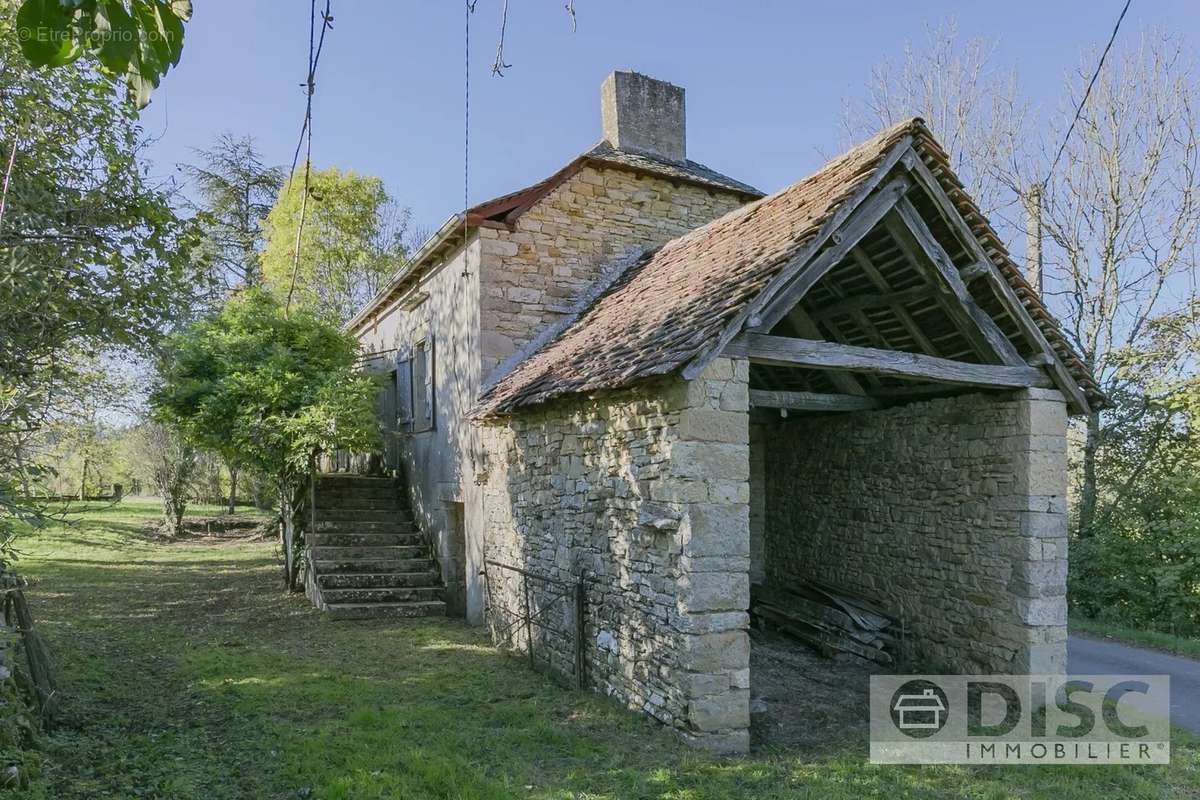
[{"x1": 141, "y1": 1, "x2": 1198, "y2": 233}]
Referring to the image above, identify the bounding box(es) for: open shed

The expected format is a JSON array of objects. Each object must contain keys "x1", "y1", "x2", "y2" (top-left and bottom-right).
[{"x1": 472, "y1": 118, "x2": 1100, "y2": 753}]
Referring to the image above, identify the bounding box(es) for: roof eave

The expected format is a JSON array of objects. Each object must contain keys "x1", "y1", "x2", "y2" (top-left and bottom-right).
[{"x1": 343, "y1": 214, "x2": 469, "y2": 334}]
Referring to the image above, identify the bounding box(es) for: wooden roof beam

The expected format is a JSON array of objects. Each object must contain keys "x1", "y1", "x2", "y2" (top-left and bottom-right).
[
  {"x1": 898, "y1": 148, "x2": 1092, "y2": 414},
  {"x1": 749, "y1": 389, "x2": 882, "y2": 412},
  {"x1": 724, "y1": 333, "x2": 1053, "y2": 390},
  {"x1": 884, "y1": 204, "x2": 1026, "y2": 367},
  {"x1": 810, "y1": 285, "x2": 935, "y2": 322},
  {"x1": 748, "y1": 175, "x2": 912, "y2": 333},
  {"x1": 783, "y1": 307, "x2": 870, "y2": 396},
  {"x1": 848, "y1": 247, "x2": 941, "y2": 356}
]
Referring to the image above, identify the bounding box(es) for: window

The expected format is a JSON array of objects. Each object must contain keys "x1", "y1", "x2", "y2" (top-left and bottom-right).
[{"x1": 411, "y1": 337, "x2": 435, "y2": 432}]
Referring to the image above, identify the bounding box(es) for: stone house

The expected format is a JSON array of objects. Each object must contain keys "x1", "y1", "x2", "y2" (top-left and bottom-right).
[{"x1": 342, "y1": 71, "x2": 1101, "y2": 753}]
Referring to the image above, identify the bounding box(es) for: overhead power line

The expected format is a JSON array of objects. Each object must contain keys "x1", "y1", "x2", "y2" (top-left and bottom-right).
[
  {"x1": 1043, "y1": 0, "x2": 1133, "y2": 187},
  {"x1": 284, "y1": 0, "x2": 334, "y2": 317}
]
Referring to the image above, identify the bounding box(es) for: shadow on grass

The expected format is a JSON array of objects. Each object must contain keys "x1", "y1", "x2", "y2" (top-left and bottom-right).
[{"x1": 14, "y1": 517, "x2": 1200, "y2": 800}]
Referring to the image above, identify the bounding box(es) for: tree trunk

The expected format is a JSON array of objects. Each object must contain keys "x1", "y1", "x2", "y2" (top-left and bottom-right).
[
  {"x1": 227, "y1": 464, "x2": 239, "y2": 514},
  {"x1": 162, "y1": 492, "x2": 185, "y2": 537},
  {"x1": 1079, "y1": 409, "x2": 1101, "y2": 536}
]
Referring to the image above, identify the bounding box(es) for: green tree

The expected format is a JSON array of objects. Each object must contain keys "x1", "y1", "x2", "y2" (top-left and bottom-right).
[
  {"x1": 261, "y1": 164, "x2": 411, "y2": 325},
  {"x1": 128, "y1": 422, "x2": 196, "y2": 536},
  {"x1": 11, "y1": 0, "x2": 191, "y2": 108},
  {"x1": 182, "y1": 133, "x2": 285, "y2": 295},
  {"x1": 150, "y1": 290, "x2": 380, "y2": 587},
  {"x1": 0, "y1": 13, "x2": 203, "y2": 551},
  {"x1": 1069, "y1": 306, "x2": 1200, "y2": 634}
]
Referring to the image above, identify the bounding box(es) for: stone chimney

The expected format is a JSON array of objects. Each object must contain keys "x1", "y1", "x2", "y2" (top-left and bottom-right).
[{"x1": 601, "y1": 71, "x2": 686, "y2": 162}]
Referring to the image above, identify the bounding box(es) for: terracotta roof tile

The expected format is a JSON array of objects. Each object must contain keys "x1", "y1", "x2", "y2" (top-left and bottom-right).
[{"x1": 474, "y1": 119, "x2": 1100, "y2": 417}]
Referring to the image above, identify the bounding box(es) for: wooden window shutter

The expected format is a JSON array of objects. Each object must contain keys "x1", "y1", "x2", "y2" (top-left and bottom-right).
[{"x1": 395, "y1": 355, "x2": 414, "y2": 432}]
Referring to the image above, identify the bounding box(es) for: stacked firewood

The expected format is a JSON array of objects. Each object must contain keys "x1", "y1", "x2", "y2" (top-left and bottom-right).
[{"x1": 750, "y1": 580, "x2": 897, "y2": 666}]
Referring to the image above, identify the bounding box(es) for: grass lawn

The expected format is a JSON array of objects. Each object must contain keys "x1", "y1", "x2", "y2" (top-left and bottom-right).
[
  {"x1": 1071, "y1": 617, "x2": 1200, "y2": 660},
  {"x1": 7, "y1": 500, "x2": 1199, "y2": 799}
]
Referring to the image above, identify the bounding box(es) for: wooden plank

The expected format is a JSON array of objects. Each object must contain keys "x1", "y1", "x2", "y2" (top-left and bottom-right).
[
  {"x1": 960, "y1": 261, "x2": 991, "y2": 282},
  {"x1": 749, "y1": 389, "x2": 882, "y2": 412},
  {"x1": 900, "y1": 149, "x2": 1092, "y2": 413},
  {"x1": 750, "y1": 176, "x2": 912, "y2": 333},
  {"x1": 784, "y1": 307, "x2": 869, "y2": 396},
  {"x1": 724, "y1": 333, "x2": 1053, "y2": 389},
  {"x1": 681, "y1": 135, "x2": 916, "y2": 381},
  {"x1": 752, "y1": 606, "x2": 893, "y2": 665},
  {"x1": 849, "y1": 247, "x2": 941, "y2": 356},
  {"x1": 811, "y1": 285, "x2": 935, "y2": 322}
]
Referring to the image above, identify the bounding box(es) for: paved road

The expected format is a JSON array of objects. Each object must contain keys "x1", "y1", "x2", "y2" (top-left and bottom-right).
[{"x1": 1068, "y1": 634, "x2": 1200, "y2": 733}]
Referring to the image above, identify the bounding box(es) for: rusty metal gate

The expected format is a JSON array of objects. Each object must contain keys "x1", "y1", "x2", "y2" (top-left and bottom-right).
[{"x1": 482, "y1": 560, "x2": 587, "y2": 689}]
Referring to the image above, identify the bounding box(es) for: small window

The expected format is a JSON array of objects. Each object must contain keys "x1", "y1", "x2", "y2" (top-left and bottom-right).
[{"x1": 411, "y1": 337, "x2": 435, "y2": 432}]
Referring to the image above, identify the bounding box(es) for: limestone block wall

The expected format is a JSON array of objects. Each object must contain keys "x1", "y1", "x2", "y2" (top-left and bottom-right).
[
  {"x1": 354, "y1": 240, "x2": 483, "y2": 617},
  {"x1": 759, "y1": 389, "x2": 1068, "y2": 674},
  {"x1": 476, "y1": 167, "x2": 747, "y2": 376},
  {"x1": 477, "y1": 358, "x2": 752, "y2": 752}
]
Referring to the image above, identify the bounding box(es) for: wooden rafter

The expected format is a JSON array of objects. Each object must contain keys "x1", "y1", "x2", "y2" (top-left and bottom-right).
[
  {"x1": 899, "y1": 148, "x2": 1091, "y2": 413},
  {"x1": 724, "y1": 333, "x2": 1052, "y2": 390},
  {"x1": 883, "y1": 209, "x2": 1020, "y2": 367},
  {"x1": 848, "y1": 248, "x2": 941, "y2": 356},
  {"x1": 749, "y1": 175, "x2": 912, "y2": 333},
  {"x1": 682, "y1": 135, "x2": 916, "y2": 382},
  {"x1": 810, "y1": 284, "x2": 934, "y2": 323},
  {"x1": 784, "y1": 307, "x2": 869, "y2": 396},
  {"x1": 749, "y1": 389, "x2": 882, "y2": 412}
]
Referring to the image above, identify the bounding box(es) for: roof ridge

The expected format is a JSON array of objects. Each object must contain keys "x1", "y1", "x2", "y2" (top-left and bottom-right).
[{"x1": 475, "y1": 115, "x2": 1100, "y2": 417}]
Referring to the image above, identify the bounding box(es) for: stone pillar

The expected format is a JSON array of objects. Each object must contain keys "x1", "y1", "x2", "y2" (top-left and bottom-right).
[
  {"x1": 748, "y1": 424, "x2": 766, "y2": 585},
  {"x1": 1008, "y1": 388, "x2": 1069, "y2": 674},
  {"x1": 667, "y1": 357, "x2": 751, "y2": 753}
]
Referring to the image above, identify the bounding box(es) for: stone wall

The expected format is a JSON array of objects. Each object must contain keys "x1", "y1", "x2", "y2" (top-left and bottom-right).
[
  {"x1": 476, "y1": 167, "x2": 747, "y2": 377},
  {"x1": 353, "y1": 240, "x2": 483, "y2": 617},
  {"x1": 477, "y1": 358, "x2": 752, "y2": 752},
  {"x1": 758, "y1": 389, "x2": 1068, "y2": 674},
  {"x1": 355, "y1": 167, "x2": 748, "y2": 622}
]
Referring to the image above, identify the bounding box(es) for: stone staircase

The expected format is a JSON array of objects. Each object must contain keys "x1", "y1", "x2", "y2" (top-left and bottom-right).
[{"x1": 308, "y1": 474, "x2": 446, "y2": 620}]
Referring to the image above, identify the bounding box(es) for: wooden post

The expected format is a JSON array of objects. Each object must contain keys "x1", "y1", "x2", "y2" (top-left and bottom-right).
[
  {"x1": 523, "y1": 575, "x2": 535, "y2": 669},
  {"x1": 574, "y1": 577, "x2": 586, "y2": 689},
  {"x1": 1025, "y1": 185, "x2": 1044, "y2": 300}
]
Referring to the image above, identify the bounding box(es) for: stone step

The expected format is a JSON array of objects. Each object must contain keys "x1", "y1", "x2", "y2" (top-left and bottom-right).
[
  {"x1": 315, "y1": 496, "x2": 403, "y2": 509},
  {"x1": 316, "y1": 474, "x2": 397, "y2": 484},
  {"x1": 325, "y1": 600, "x2": 446, "y2": 620},
  {"x1": 322, "y1": 586, "x2": 443, "y2": 605},
  {"x1": 315, "y1": 484, "x2": 403, "y2": 497},
  {"x1": 317, "y1": 571, "x2": 441, "y2": 589},
  {"x1": 315, "y1": 509, "x2": 411, "y2": 523},
  {"x1": 313, "y1": 519, "x2": 417, "y2": 535},
  {"x1": 312, "y1": 545, "x2": 426, "y2": 561},
  {"x1": 313, "y1": 557, "x2": 436, "y2": 574},
  {"x1": 309, "y1": 532, "x2": 425, "y2": 548},
  {"x1": 316, "y1": 500, "x2": 405, "y2": 513},
  {"x1": 314, "y1": 496, "x2": 406, "y2": 509}
]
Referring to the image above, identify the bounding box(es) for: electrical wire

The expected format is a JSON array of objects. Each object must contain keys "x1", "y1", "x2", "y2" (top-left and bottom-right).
[{"x1": 1043, "y1": 0, "x2": 1133, "y2": 187}]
